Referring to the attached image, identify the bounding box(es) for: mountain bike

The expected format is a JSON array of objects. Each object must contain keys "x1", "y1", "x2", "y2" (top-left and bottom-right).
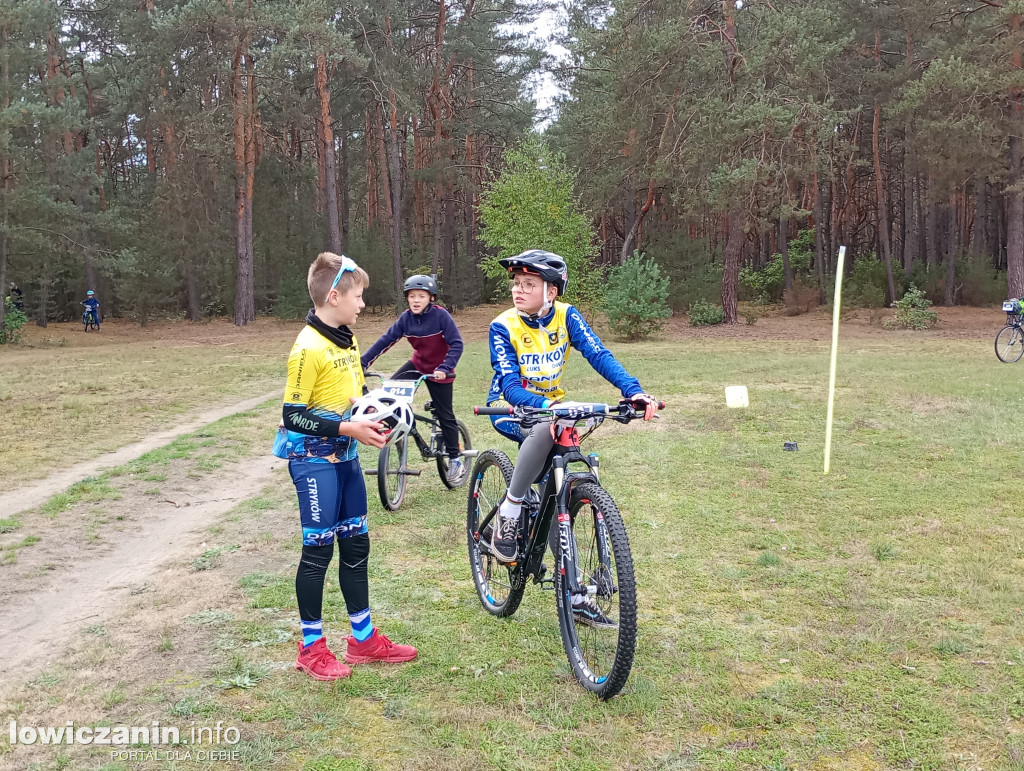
[
  {"x1": 468, "y1": 399, "x2": 663, "y2": 700},
  {"x1": 82, "y1": 307, "x2": 99, "y2": 332},
  {"x1": 996, "y1": 301, "x2": 1024, "y2": 363},
  {"x1": 363, "y1": 373, "x2": 475, "y2": 511}
]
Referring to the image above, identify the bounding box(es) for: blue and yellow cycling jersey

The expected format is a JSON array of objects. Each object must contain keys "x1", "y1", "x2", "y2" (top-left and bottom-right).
[
  {"x1": 487, "y1": 301, "x2": 643, "y2": 407},
  {"x1": 273, "y1": 325, "x2": 365, "y2": 463}
]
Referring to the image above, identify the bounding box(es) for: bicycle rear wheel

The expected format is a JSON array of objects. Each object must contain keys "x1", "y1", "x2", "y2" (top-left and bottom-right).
[
  {"x1": 377, "y1": 436, "x2": 409, "y2": 511},
  {"x1": 996, "y1": 324, "x2": 1024, "y2": 363},
  {"x1": 554, "y1": 481, "x2": 637, "y2": 700},
  {"x1": 466, "y1": 449, "x2": 524, "y2": 617},
  {"x1": 437, "y1": 420, "x2": 472, "y2": 488}
]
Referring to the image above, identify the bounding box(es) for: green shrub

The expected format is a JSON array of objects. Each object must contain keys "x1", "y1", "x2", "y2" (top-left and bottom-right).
[
  {"x1": 846, "y1": 256, "x2": 891, "y2": 308},
  {"x1": 739, "y1": 258, "x2": 785, "y2": 305},
  {"x1": 783, "y1": 276, "x2": 819, "y2": 316},
  {"x1": 272, "y1": 273, "x2": 311, "y2": 320},
  {"x1": 739, "y1": 227, "x2": 815, "y2": 304},
  {"x1": 1, "y1": 300, "x2": 27, "y2": 345},
  {"x1": 957, "y1": 259, "x2": 1006, "y2": 306},
  {"x1": 688, "y1": 299, "x2": 724, "y2": 327},
  {"x1": 603, "y1": 251, "x2": 672, "y2": 341},
  {"x1": 902, "y1": 262, "x2": 944, "y2": 304},
  {"x1": 884, "y1": 284, "x2": 937, "y2": 330},
  {"x1": 643, "y1": 232, "x2": 722, "y2": 312}
]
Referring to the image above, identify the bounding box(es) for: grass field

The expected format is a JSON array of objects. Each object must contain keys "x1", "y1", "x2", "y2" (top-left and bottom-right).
[{"x1": 2, "y1": 310, "x2": 1023, "y2": 770}]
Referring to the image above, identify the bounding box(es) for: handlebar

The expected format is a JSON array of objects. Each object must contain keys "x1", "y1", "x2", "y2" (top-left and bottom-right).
[
  {"x1": 364, "y1": 371, "x2": 429, "y2": 385},
  {"x1": 473, "y1": 399, "x2": 665, "y2": 422}
]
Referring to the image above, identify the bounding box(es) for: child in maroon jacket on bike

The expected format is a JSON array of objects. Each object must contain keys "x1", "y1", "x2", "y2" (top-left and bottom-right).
[{"x1": 360, "y1": 275, "x2": 466, "y2": 483}]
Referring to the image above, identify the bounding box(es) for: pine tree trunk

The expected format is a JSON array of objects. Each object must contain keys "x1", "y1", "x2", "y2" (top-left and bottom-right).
[
  {"x1": 316, "y1": 55, "x2": 341, "y2": 253},
  {"x1": 339, "y1": 128, "x2": 349, "y2": 252},
  {"x1": 36, "y1": 253, "x2": 48, "y2": 328},
  {"x1": 721, "y1": 206, "x2": 743, "y2": 324},
  {"x1": 872, "y1": 81, "x2": 896, "y2": 303},
  {"x1": 365, "y1": 108, "x2": 377, "y2": 228},
  {"x1": 384, "y1": 94, "x2": 403, "y2": 293},
  {"x1": 432, "y1": 193, "x2": 443, "y2": 277},
  {"x1": 972, "y1": 181, "x2": 987, "y2": 258},
  {"x1": 1008, "y1": 130, "x2": 1024, "y2": 296},
  {"x1": 0, "y1": 181, "x2": 6, "y2": 330},
  {"x1": 780, "y1": 216, "x2": 792, "y2": 291},
  {"x1": 819, "y1": 176, "x2": 827, "y2": 298},
  {"x1": 0, "y1": 24, "x2": 7, "y2": 330},
  {"x1": 231, "y1": 41, "x2": 255, "y2": 326},
  {"x1": 903, "y1": 157, "x2": 917, "y2": 272},
  {"x1": 945, "y1": 193, "x2": 957, "y2": 305},
  {"x1": 925, "y1": 178, "x2": 938, "y2": 272},
  {"x1": 1009, "y1": 13, "x2": 1024, "y2": 297}
]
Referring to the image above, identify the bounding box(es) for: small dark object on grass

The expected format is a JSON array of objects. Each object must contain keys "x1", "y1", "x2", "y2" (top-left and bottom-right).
[{"x1": 783, "y1": 442, "x2": 798, "y2": 451}]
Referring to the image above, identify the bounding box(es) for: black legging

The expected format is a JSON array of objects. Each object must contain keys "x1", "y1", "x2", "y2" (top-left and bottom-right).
[
  {"x1": 391, "y1": 361, "x2": 460, "y2": 459},
  {"x1": 295, "y1": 535, "x2": 370, "y2": 622}
]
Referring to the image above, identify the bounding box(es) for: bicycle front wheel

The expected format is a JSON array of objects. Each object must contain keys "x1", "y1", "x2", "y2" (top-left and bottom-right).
[
  {"x1": 554, "y1": 481, "x2": 637, "y2": 700},
  {"x1": 466, "y1": 449, "x2": 524, "y2": 617},
  {"x1": 996, "y1": 325, "x2": 1024, "y2": 363},
  {"x1": 437, "y1": 420, "x2": 472, "y2": 489},
  {"x1": 377, "y1": 436, "x2": 409, "y2": 511}
]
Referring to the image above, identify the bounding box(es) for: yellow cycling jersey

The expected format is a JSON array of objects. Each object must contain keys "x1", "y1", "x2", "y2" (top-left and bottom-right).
[
  {"x1": 274, "y1": 325, "x2": 365, "y2": 462},
  {"x1": 489, "y1": 301, "x2": 573, "y2": 403},
  {"x1": 487, "y1": 300, "x2": 640, "y2": 409}
]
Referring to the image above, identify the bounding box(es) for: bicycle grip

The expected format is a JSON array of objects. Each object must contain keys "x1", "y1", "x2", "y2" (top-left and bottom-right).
[{"x1": 473, "y1": 406, "x2": 514, "y2": 416}]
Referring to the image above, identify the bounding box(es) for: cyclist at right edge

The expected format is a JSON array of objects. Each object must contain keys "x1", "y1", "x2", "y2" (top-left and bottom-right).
[{"x1": 485, "y1": 250, "x2": 659, "y2": 627}]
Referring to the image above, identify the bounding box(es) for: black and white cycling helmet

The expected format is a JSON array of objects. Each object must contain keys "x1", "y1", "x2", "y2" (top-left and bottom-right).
[
  {"x1": 349, "y1": 390, "x2": 414, "y2": 447},
  {"x1": 403, "y1": 274, "x2": 438, "y2": 297},
  {"x1": 498, "y1": 250, "x2": 569, "y2": 296}
]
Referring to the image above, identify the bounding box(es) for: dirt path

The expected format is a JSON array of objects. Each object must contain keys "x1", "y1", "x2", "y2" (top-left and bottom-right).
[
  {"x1": 0, "y1": 453, "x2": 283, "y2": 691},
  {"x1": 0, "y1": 390, "x2": 279, "y2": 519}
]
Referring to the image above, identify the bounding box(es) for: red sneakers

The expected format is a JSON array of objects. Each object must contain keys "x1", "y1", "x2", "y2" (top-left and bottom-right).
[
  {"x1": 295, "y1": 637, "x2": 352, "y2": 681},
  {"x1": 343, "y1": 629, "x2": 418, "y2": 665}
]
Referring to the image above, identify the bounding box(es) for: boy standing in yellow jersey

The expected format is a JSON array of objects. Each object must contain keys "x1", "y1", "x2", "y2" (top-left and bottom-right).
[{"x1": 273, "y1": 252, "x2": 417, "y2": 681}]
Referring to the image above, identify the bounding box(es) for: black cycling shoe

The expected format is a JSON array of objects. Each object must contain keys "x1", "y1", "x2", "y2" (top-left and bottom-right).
[
  {"x1": 572, "y1": 597, "x2": 618, "y2": 629},
  {"x1": 490, "y1": 516, "x2": 519, "y2": 563}
]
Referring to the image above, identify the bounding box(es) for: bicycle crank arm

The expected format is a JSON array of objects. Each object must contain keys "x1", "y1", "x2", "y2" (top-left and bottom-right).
[{"x1": 363, "y1": 469, "x2": 422, "y2": 477}]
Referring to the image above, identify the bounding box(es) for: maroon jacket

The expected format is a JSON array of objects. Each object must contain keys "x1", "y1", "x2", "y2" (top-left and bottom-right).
[{"x1": 360, "y1": 304, "x2": 464, "y2": 383}]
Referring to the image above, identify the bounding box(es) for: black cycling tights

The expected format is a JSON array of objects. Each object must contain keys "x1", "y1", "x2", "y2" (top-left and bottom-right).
[{"x1": 295, "y1": 534, "x2": 370, "y2": 621}]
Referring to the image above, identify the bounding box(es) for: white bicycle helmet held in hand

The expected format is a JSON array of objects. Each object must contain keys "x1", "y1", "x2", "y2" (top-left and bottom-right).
[{"x1": 349, "y1": 390, "x2": 414, "y2": 447}]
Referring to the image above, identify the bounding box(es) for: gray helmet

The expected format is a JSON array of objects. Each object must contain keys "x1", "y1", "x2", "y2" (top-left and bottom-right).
[
  {"x1": 403, "y1": 274, "x2": 437, "y2": 297},
  {"x1": 498, "y1": 250, "x2": 569, "y2": 295}
]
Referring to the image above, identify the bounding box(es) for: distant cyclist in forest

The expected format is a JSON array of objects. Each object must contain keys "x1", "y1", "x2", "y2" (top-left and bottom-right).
[
  {"x1": 7, "y1": 282, "x2": 23, "y2": 311},
  {"x1": 81, "y1": 290, "x2": 100, "y2": 330}
]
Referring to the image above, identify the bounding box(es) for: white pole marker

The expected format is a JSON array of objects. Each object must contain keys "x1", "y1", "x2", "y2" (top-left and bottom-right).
[{"x1": 824, "y1": 245, "x2": 847, "y2": 474}]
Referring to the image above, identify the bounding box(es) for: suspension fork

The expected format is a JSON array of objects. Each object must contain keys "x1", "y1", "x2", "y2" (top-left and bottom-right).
[{"x1": 551, "y1": 455, "x2": 589, "y2": 598}]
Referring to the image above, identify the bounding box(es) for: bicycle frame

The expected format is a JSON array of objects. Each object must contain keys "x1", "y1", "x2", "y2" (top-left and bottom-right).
[
  {"x1": 406, "y1": 413, "x2": 443, "y2": 459},
  {"x1": 478, "y1": 424, "x2": 606, "y2": 598}
]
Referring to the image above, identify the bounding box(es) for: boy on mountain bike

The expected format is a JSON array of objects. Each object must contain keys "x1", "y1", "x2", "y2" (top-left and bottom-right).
[
  {"x1": 81, "y1": 290, "x2": 100, "y2": 329},
  {"x1": 361, "y1": 275, "x2": 466, "y2": 483},
  {"x1": 274, "y1": 252, "x2": 417, "y2": 681},
  {"x1": 486, "y1": 250, "x2": 658, "y2": 625}
]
